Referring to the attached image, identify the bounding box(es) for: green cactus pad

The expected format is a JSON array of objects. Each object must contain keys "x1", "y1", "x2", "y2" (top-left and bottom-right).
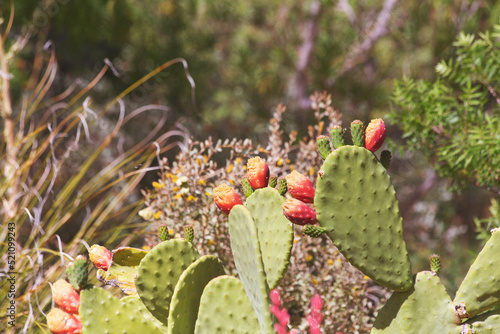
[
  {"x1": 315, "y1": 145, "x2": 412, "y2": 291},
  {"x1": 468, "y1": 309, "x2": 500, "y2": 333},
  {"x1": 316, "y1": 135, "x2": 332, "y2": 160},
  {"x1": 66, "y1": 258, "x2": 89, "y2": 291},
  {"x1": 245, "y1": 188, "x2": 294, "y2": 289},
  {"x1": 105, "y1": 247, "x2": 149, "y2": 295},
  {"x1": 350, "y1": 120, "x2": 365, "y2": 147},
  {"x1": 371, "y1": 271, "x2": 459, "y2": 334},
  {"x1": 242, "y1": 177, "x2": 254, "y2": 197},
  {"x1": 228, "y1": 205, "x2": 274, "y2": 333},
  {"x1": 167, "y1": 255, "x2": 225, "y2": 334},
  {"x1": 136, "y1": 239, "x2": 200, "y2": 325},
  {"x1": 453, "y1": 229, "x2": 500, "y2": 318},
  {"x1": 330, "y1": 125, "x2": 345, "y2": 149},
  {"x1": 80, "y1": 287, "x2": 167, "y2": 334},
  {"x1": 195, "y1": 276, "x2": 261, "y2": 334}
]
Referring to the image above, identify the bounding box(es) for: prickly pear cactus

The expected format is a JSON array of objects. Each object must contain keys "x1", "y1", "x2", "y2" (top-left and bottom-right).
[
  {"x1": 195, "y1": 276, "x2": 261, "y2": 334},
  {"x1": 453, "y1": 229, "x2": 500, "y2": 319},
  {"x1": 167, "y1": 255, "x2": 225, "y2": 334},
  {"x1": 466, "y1": 309, "x2": 500, "y2": 333},
  {"x1": 315, "y1": 145, "x2": 412, "y2": 291},
  {"x1": 95, "y1": 247, "x2": 148, "y2": 295},
  {"x1": 228, "y1": 205, "x2": 274, "y2": 333},
  {"x1": 245, "y1": 188, "x2": 293, "y2": 289},
  {"x1": 136, "y1": 239, "x2": 200, "y2": 325},
  {"x1": 371, "y1": 271, "x2": 459, "y2": 334},
  {"x1": 80, "y1": 287, "x2": 167, "y2": 333}
]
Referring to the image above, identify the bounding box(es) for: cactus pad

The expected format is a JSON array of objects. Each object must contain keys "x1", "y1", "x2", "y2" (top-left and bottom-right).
[
  {"x1": 315, "y1": 145, "x2": 412, "y2": 291},
  {"x1": 245, "y1": 188, "x2": 294, "y2": 289},
  {"x1": 167, "y1": 255, "x2": 225, "y2": 334},
  {"x1": 228, "y1": 205, "x2": 274, "y2": 333},
  {"x1": 136, "y1": 239, "x2": 200, "y2": 325},
  {"x1": 468, "y1": 310, "x2": 500, "y2": 333},
  {"x1": 80, "y1": 287, "x2": 167, "y2": 334},
  {"x1": 371, "y1": 271, "x2": 459, "y2": 334},
  {"x1": 195, "y1": 276, "x2": 261, "y2": 334},
  {"x1": 453, "y1": 229, "x2": 500, "y2": 318},
  {"x1": 330, "y1": 125, "x2": 345, "y2": 149},
  {"x1": 316, "y1": 135, "x2": 332, "y2": 160},
  {"x1": 66, "y1": 258, "x2": 89, "y2": 291}
]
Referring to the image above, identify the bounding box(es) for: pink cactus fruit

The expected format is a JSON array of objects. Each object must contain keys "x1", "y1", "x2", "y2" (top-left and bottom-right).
[
  {"x1": 286, "y1": 171, "x2": 315, "y2": 203},
  {"x1": 213, "y1": 184, "x2": 243, "y2": 214},
  {"x1": 282, "y1": 198, "x2": 317, "y2": 226},
  {"x1": 247, "y1": 157, "x2": 270, "y2": 189},
  {"x1": 52, "y1": 280, "x2": 81, "y2": 314},
  {"x1": 88, "y1": 244, "x2": 112, "y2": 271}
]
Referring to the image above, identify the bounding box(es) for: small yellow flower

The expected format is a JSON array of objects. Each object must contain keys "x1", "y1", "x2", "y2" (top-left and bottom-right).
[
  {"x1": 327, "y1": 259, "x2": 334, "y2": 265},
  {"x1": 187, "y1": 195, "x2": 197, "y2": 201},
  {"x1": 173, "y1": 186, "x2": 180, "y2": 192},
  {"x1": 174, "y1": 194, "x2": 182, "y2": 199},
  {"x1": 364, "y1": 275, "x2": 370, "y2": 281},
  {"x1": 309, "y1": 167, "x2": 315, "y2": 176},
  {"x1": 154, "y1": 211, "x2": 162, "y2": 219},
  {"x1": 277, "y1": 158, "x2": 283, "y2": 166},
  {"x1": 312, "y1": 278, "x2": 319, "y2": 285},
  {"x1": 293, "y1": 238, "x2": 300, "y2": 244},
  {"x1": 152, "y1": 181, "x2": 165, "y2": 189},
  {"x1": 337, "y1": 258, "x2": 342, "y2": 263},
  {"x1": 203, "y1": 155, "x2": 208, "y2": 163},
  {"x1": 235, "y1": 157, "x2": 242, "y2": 164},
  {"x1": 207, "y1": 239, "x2": 215, "y2": 246},
  {"x1": 290, "y1": 164, "x2": 295, "y2": 171},
  {"x1": 205, "y1": 191, "x2": 212, "y2": 197},
  {"x1": 198, "y1": 179, "x2": 206, "y2": 186},
  {"x1": 226, "y1": 164, "x2": 234, "y2": 173},
  {"x1": 306, "y1": 254, "x2": 313, "y2": 262},
  {"x1": 169, "y1": 229, "x2": 174, "y2": 235}
]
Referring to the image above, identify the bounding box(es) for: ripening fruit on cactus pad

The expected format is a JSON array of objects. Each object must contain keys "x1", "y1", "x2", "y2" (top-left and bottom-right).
[
  {"x1": 286, "y1": 170, "x2": 315, "y2": 203},
  {"x1": 247, "y1": 156, "x2": 270, "y2": 189},
  {"x1": 47, "y1": 308, "x2": 82, "y2": 334},
  {"x1": 88, "y1": 244, "x2": 112, "y2": 271},
  {"x1": 52, "y1": 279, "x2": 81, "y2": 314},
  {"x1": 365, "y1": 118, "x2": 386, "y2": 152},
  {"x1": 213, "y1": 183, "x2": 243, "y2": 214},
  {"x1": 282, "y1": 198, "x2": 317, "y2": 225}
]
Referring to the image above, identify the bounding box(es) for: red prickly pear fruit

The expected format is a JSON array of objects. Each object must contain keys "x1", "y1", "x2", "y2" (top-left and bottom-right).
[
  {"x1": 286, "y1": 171, "x2": 315, "y2": 203},
  {"x1": 213, "y1": 184, "x2": 243, "y2": 214},
  {"x1": 52, "y1": 280, "x2": 81, "y2": 314},
  {"x1": 247, "y1": 157, "x2": 269, "y2": 189},
  {"x1": 365, "y1": 118, "x2": 386, "y2": 152},
  {"x1": 47, "y1": 308, "x2": 82, "y2": 334},
  {"x1": 282, "y1": 198, "x2": 317, "y2": 226},
  {"x1": 88, "y1": 244, "x2": 112, "y2": 271}
]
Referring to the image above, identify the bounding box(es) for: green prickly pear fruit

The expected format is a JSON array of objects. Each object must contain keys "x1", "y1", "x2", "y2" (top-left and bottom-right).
[
  {"x1": 158, "y1": 224, "x2": 170, "y2": 242},
  {"x1": 365, "y1": 118, "x2": 386, "y2": 152},
  {"x1": 282, "y1": 198, "x2": 317, "y2": 226},
  {"x1": 52, "y1": 279, "x2": 81, "y2": 314},
  {"x1": 66, "y1": 255, "x2": 89, "y2": 291},
  {"x1": 278, "y1": 178, "x2": 287, "y2": 196},
  {"x1": 316, "y1": 135, "x2": 332, "y2": 160},
  {"x1": 184, "y1": 225, "x2": 194, "y2": 244},
  {"x1": 247, "y1": 156, "x2": 270, "y2": 189},
  {"x1": 213, "y1": 183, "x2": 243, "y2": 214},
  {"x1": 303, "y1": 225, "x2": 326, "y2": 238},
  {"x1": 269, "y1": 176, "x2": 278, "y2": 188},
  {"x1": 380, "y1": 150, "x2": 392, "y2": 169},
  {"x1": 242, "y1": 177, "x2": 255, "y2": 197},
  {"x1": 47, "y1": 308, "x2": 82, "y2": 334},
  {"x1": 286, "y1": 171, "x2": 315, "y2": 203},
  {"x1": 88, "y1": 244, "x2": 112, "y2": 271},
  {"x1": 350, "y1": 120, "x2": 365, "y2": 147},
  {"x1": 430, "y1": 254, "x2": 441, "y2": 275},
  {"x1": 330, "y1": 125, "x2": 345, "y2": 149}
]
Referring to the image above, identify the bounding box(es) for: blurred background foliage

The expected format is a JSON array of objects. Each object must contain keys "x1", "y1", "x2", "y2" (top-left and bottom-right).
[{"x1": 1, "y1": 0, "x2": 500, "y2": 332}]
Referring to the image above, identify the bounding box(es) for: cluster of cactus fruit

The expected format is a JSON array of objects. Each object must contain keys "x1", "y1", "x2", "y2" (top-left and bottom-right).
[{"x1": 46, "y1": 118, "x2": 500, "y2": 334}]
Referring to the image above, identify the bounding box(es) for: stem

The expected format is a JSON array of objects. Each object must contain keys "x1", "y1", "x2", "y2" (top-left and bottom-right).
[{"x1": 0, "y1": 29, "x2": 20, "y2": 219}]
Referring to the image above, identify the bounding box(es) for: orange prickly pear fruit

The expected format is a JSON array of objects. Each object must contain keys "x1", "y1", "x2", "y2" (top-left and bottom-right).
[
  {"x1": 213, "y1": 184, "x2": 243, "y2": 214},
  {"x1": 88, "y1": 244, "x2": 112, "y2": 271},
  {"x1": 52, "y1": 279, "x2": 81, "y2": 314},
  {"x1": 247, "y1": 157, "x2": 269, "y2": 189},
  {"x1": 282, "y1": 198, "x2": 317, "y2": 226},
  {"x1": 47, "y1": 308, "x2": 82, "y2": 334},
  {"x1": 365, "y1": 118, "x2": 386, "y2": 152},
  {"x1": 286, "y1": 171, "x2": 315, "y2": 203}
]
